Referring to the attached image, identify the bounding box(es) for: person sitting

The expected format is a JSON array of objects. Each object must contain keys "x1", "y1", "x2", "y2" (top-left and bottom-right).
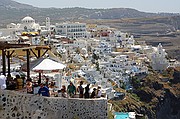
[{"x1": 38, "y1": 83, "x2": 50, "y2": 97}]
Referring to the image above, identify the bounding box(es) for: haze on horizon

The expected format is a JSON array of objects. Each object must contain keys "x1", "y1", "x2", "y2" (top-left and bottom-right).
[{"x1": 14, "y1": 0, "x2": 180, "y2": 13}]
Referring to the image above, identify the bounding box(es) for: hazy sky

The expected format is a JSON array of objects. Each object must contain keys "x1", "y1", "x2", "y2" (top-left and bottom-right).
[{"x1": 14, "y1": 0, "x2": 180, "y2": 13}]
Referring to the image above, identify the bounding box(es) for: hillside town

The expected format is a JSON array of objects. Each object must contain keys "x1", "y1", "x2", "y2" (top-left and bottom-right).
[{"x1": 0, "y1": 16, "x2": 180, "y2": 119}]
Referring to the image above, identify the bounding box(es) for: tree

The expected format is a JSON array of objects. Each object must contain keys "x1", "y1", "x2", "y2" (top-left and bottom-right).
[
  {"x1": 92, "y1": 53, "x2": 99, "y2": 60},
  {"x1": 95, "y1": 62, "x2": 100, "y2": 71}
]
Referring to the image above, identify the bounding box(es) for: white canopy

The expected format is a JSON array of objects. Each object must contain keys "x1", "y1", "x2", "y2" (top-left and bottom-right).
[{"x1": 32, "y1": 58, "x2": 66, "y2": 72}]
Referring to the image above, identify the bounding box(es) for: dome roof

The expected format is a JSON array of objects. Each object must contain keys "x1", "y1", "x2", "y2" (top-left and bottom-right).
[{"x1": 22, "y1": 16, "x2": 35, "y2": 22}]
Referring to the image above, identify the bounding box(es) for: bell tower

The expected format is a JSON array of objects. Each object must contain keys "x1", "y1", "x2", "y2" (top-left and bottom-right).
[{"x1": 46, "y1": 17, "x2": 50, "y2": 30}]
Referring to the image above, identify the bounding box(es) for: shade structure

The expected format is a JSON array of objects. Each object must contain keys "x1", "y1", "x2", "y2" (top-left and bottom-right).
[{"x1": 32, "y1": 58, "x2": 66, "y2": 73}]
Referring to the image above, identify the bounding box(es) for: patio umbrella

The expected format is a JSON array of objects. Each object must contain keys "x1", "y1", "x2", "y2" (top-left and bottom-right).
[
  {"x1": 31, "y1": 58, "x2": 66, "y2": 87},
  {"x1": 21, "y1": 58, "x2": 66, "y2": 85},
  {"x1": 21, "y1": 58, "x2": 66, "y2": 72},
  {"x1": 32, "y1": 58, "x2": 66, "y2": 73}
]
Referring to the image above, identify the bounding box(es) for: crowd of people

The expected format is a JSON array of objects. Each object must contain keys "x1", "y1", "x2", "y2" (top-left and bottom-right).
[
  {"x1": 33, "y1": 80, "x2": 103, "y2": 99},
  {"x1": 5, "y1": 74, "x2": 25, "y2": 90},
  {"x1": 0, "y1": 74, "x2": 103, "y2": 99},
  {"x1": 64, "y1": 81, "x2": 103, "y2": 98}
]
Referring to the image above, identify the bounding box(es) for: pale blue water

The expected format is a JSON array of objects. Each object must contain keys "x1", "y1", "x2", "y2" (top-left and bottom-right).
[{"x1": 114, "y1": 112, "x2": 129, "y2": 119}]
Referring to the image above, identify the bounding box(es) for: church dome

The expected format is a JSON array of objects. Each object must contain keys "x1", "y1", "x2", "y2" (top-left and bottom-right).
[{"x1": 21, "y1": 16, "x2": 35, "y2": 23}]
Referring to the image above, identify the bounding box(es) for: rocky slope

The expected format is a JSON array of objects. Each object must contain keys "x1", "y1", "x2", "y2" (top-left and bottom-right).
[{"x1": 109, "y1": 67, "x2": 180, "y2": 119}]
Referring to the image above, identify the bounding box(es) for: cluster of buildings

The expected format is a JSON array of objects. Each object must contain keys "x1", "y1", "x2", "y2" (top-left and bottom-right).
[
  {"x1": 0, "y1": 16, "x2": 88, "y2": 39},
  {"x1": 0, "y1": 16, "x2": 180, "y2": 99}
]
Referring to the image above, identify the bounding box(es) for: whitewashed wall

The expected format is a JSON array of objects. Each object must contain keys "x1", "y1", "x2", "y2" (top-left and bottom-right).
[{"x1": 0, "y1": 90, "x2": 107, "y2": 119}]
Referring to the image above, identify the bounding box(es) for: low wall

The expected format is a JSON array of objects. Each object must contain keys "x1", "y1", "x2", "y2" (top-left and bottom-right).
[{"x1": 0, "y1": 90, "x2": 107, "y2": 119}]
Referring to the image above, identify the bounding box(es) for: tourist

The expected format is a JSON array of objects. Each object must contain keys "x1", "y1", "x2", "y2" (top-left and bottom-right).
[
  {"x1": 0, "y1": 75, "x2": 7, "y2": 90},
  {"x1": 33, "y1": 81, "x2": 40, "y2": 94},
  {"x1": 38, "y1": 83, "x2": 50, "y2": 97},
  {"x1": 84, "y1": 84, "x2": 90, "y2": 98},
  {"x1": 77, "y1": 81, "x2": 84, "y2": 98},
  {"x1": 14, "y1": 75, "x2": 23, "y2": 90},
  {"x1": 67, "y1": 82, "x2": 76, "y2": 98},
  {"x1": 90, "y1": 88, "x2": 96, "y2": 98},
  {"x1": 6, "y1": 75, "x2": 16, "y2": 90},
  {"x1": 21, "y1": 76, "x2": 26, "y2": 88},
  {"x1": 26, "y1": 79, "x2": 33, "y2": 94},
  {"x1": 49, "y1": 81, "x2": 55, "y2": 96},
  {"x1": 60, "y1": 85, "x2": 67, "y2": 98},
  {"x1": 45, "y1": 78, "x2": 49, "y2": 87},
  {"x1": 96, "y1": 86, "x2": 102, "y2": 98}
]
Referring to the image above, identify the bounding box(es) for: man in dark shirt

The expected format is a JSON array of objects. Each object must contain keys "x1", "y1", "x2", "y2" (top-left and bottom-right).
[
  {"x1": 90, "y1": 88, "x2": 97, "y2": 98},
  {"x1": 77, "y1": 81, "x2": 84, "y2": 98},
  {"x1": 38, "y1": 83, "x2": 50, "y2": 97}
]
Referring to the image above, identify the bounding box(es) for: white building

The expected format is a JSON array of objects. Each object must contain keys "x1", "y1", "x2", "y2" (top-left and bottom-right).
[
  {"x1": 151, "y1": 43, "x2": 169, "y2": 71},
  {"x1": 40, "y1": 17, "x2": 55, "y2": 34},
  {"x1": 55, "y1": 22, "x2": 88, "y2": 38},
  {"x1": 94, "y1": 42, "x2": 112, "y2": 54},
  {"x1": 98, "y1": 52, "x2": 148, "y2": 88},
  {"x1": 73, "y1": 53, "x2": 85, "y2": 63},
  {"x1": 18, "y1": 16, "x2": 41, "y2": 31},
  {"x1": 73, "y1": 39, "x2": 88, "y2": 49},
  {"x1": 0, "y1": 16, "x2": 41, "y2": 36},
  {"x1": 121, "y1": 34, "x2": 135, "y2": 48},
  {"x1": 98, "y1": 30, "x2": 135, "y2": 49}
]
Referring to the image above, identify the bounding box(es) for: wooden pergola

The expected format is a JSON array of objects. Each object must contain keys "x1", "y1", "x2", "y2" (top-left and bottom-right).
[{"x1": 0, "y1": 41, "x2": 51, "y2": 82}]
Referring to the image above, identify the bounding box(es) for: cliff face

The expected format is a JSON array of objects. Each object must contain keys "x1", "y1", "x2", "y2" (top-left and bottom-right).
[
  {"x1": 156, "y1": 68, "x2": 180, "y2": 119},
  {"x1": 136, "y1": 68, "x2": 180, "y2": 119},
  {"x1": 110, "y1": 67, "x2": 180, "y2": 119},
  {"x1": 156, "y1": 88, "x2": 180, "y2": 119}
]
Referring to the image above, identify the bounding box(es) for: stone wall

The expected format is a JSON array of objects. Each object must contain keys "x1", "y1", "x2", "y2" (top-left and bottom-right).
[{"x1": 0, "y1": 90, "x2": 107, "y2": 119}]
